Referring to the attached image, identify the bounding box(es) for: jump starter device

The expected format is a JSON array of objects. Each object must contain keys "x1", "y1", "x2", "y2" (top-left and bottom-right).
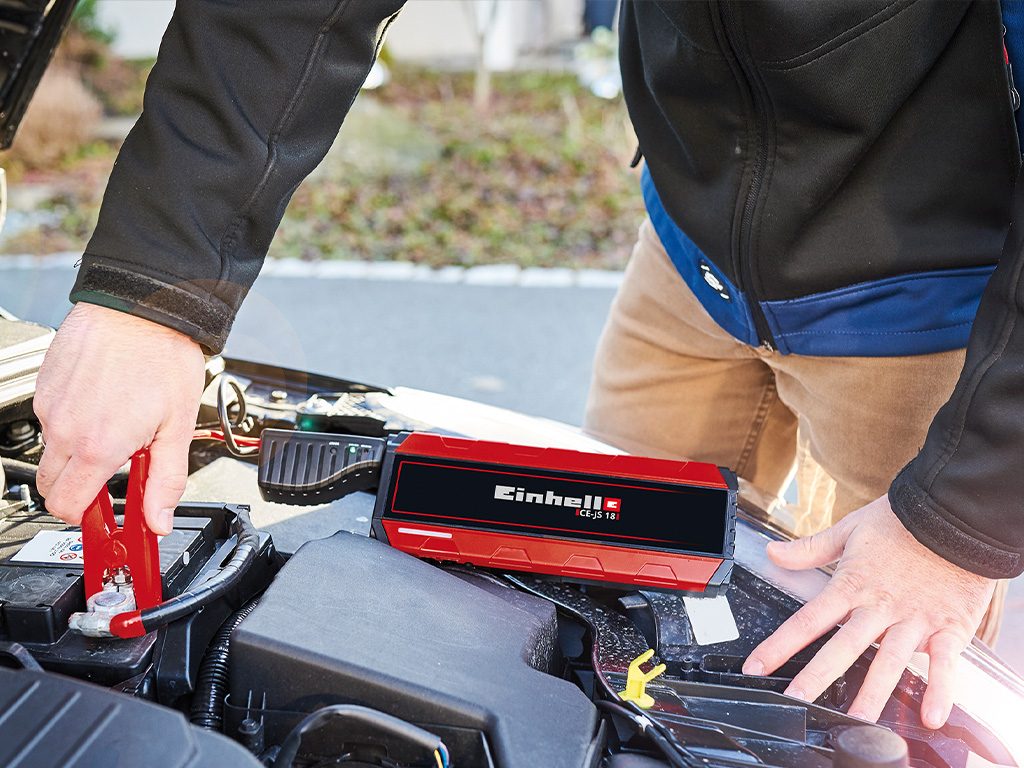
[{"x1": 257, "y1": 430, "x2": 737, "y2": 594}]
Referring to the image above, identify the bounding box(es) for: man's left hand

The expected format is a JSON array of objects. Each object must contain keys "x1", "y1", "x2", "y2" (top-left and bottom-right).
[{"x1": 742, "y1": 495, "x2": 995, "y2": 728}]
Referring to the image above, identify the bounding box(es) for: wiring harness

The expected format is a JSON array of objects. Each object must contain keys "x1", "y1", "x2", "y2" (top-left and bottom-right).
[{"x1": 271, "y1": 704, "x2": 450, "y2": 768}]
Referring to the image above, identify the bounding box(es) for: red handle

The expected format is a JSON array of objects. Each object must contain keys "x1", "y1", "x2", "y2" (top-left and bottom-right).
[{"x1": 80, "y1": 451, "x2": 163, "y2": 611}]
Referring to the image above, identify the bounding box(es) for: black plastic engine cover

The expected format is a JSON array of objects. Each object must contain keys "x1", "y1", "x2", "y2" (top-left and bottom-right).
[
  {"x1": 0, "y1": 666, "x2": 261, "y2": 767},
  {"x1": 229, "y1": 531, "x2": 598, "y2": 768}
]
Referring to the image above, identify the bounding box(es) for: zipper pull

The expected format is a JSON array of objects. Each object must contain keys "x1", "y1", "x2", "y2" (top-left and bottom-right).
[{"x1": 1004, "y1": 25, "x2": 1020, "y2": 111}]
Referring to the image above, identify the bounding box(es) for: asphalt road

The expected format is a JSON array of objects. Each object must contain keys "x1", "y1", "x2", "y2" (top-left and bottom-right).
[
  {"x1": 3, "y1": 261, "x2": 1024, "y2": 676},
  {"x1": 225, "y1": 270, "x2": 617, "y2": 425}
]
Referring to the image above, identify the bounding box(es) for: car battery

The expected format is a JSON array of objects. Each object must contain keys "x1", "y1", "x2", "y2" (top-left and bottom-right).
[{"x1": 0, "y1": 503, "x2": 216, "y2": 683}]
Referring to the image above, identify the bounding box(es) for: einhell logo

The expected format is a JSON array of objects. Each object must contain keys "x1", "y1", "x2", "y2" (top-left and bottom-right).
[{"x1": 494, "y1": 485, "x2": 621, "y2": 516}]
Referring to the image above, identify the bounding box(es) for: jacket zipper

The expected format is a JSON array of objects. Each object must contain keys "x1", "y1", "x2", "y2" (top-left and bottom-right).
[
  {"x1": 1004, "y1": 25, "x2": 1021, "y2": 113},
  {"x1": 719, "y1": 2, "x2": 776, "y2": 351}
]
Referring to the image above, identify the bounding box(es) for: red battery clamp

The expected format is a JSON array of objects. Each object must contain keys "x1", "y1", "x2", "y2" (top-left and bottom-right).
[
  {"x1": 82, "y1": 450, "x2": 161, "y2": 608},
  {"x1": 258, "y1": 430, "x2": 737, "y2": 594},
  {"x1": 73, "y1": 451, "x2": 161, "y2": 638}
]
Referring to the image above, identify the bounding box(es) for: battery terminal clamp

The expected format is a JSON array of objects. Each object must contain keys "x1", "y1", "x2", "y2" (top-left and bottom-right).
[
  {"x1": 68, "y1": 451, "x2": 161, "y2": 638},
  {"x1": 68, "y1": 451, "x2": 262, "y2": 640}
]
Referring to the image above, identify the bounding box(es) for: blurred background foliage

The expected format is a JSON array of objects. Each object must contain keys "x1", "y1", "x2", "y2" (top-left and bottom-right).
[{"x1": 0, "y1": 5, "x2": 644, "y2": 270}]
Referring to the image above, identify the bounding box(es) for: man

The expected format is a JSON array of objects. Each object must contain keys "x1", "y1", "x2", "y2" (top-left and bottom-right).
[{"x1": 32, "y1": 0, "x2": 1022, "y2": 730}]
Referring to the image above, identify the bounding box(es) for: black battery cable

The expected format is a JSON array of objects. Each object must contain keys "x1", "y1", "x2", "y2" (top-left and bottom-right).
[
  {"x1": 216, "y1": 375, "x2": 259, "y2": 458},
  {"x1": 135, "y1": 505, "x2": 260, "y2": 632}
]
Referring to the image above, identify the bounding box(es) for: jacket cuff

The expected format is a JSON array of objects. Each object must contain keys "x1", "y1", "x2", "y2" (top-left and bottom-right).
[
  {"x1": 70, "y1": 256, "x2": 237, "y2": 355},
  {"x1": 889, "y1": 464, "x2": 1022, "y2": 579}
]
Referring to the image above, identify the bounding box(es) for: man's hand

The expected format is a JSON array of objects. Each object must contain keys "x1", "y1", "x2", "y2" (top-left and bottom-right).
[
  {"x1": 742, "y1": 495, "x2": 995, "y2": 729},
  {"x1": 33, "y1": 303, "x2": 206, "y2": 535}
]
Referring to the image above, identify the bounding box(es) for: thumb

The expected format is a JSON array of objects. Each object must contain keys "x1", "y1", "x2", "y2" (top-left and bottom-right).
[
  {"x1": 142, "y1": 433, "x2": 191, "y2": 536},
  {"x1": 767, "y1": 519, "x2": 851, "y2": 571}
]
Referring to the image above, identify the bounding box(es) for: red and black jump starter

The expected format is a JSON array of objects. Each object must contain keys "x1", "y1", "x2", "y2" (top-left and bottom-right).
[{"x1": 257, "y1": 430, "x2": 737, "y2": 594}]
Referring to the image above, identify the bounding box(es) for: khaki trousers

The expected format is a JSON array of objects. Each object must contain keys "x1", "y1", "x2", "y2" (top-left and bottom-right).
[{"x1": 584, "y1": 218, "x2": 1005, "y2": 644}]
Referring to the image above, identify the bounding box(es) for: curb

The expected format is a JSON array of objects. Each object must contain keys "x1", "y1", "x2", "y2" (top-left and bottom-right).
[{"x1": 0, "y1": 254, "x2": 624, "y2": 289}]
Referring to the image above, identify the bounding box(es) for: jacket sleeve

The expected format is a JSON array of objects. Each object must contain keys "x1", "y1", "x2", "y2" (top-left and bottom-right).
[
  {"x1": 69, "y1": 0, "x2": 404, "y2": 353},
  {"x1": 889, "y1": 165, "x2": 1024, "y2": 579}
]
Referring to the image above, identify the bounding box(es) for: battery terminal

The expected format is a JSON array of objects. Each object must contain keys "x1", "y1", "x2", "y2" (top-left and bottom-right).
[{"x1": 85, "y1": 566, "x2": 138, "y2": 615}]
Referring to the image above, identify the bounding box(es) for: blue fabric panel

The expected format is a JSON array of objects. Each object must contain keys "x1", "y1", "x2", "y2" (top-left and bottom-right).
[
  {"x1": 1003, "y1": 1, "x2": 1024, "y2": 142},
  {"x1": 641, "y1": 166, "x2": 991, "y2": 357},
  {"x1": 760, "y1": 266, "x2": 994, "y2": 356},
  {"x1": 641, "y1": 167, "x2": 759, "y2": 347}
]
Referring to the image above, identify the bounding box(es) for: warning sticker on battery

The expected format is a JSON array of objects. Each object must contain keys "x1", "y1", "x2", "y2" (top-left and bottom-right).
[{"x1": 10, "y1": 531, "x2": 85, "y2": 564}]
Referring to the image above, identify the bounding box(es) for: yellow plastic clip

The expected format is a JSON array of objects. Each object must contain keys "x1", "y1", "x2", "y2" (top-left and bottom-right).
[{"x1": 618, "y1": 649, "x2": 666, "y2": 709}]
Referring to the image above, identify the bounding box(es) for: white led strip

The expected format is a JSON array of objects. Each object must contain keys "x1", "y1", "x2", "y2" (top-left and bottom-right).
[{"x1": 396, "y1": 527, "x2": 453, "y2": 539}]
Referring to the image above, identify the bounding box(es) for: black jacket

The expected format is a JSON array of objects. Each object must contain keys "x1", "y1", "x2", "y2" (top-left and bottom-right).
[{"x1": 72, "y1": 0, "x2": 1024, "y2": 578}]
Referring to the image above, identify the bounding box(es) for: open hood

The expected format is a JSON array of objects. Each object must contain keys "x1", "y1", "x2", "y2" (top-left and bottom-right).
[
  {"x1": 2, "y1": 315, "x2": 1024, "y2": 768},
  {"x1": 0, "y1": 0, "x2": 79, "y2": 150}
]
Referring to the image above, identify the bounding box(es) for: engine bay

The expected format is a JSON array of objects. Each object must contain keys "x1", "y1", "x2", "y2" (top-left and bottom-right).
[{"x1": 1, "y1": 314, "x2": 1023, "y2": 768}]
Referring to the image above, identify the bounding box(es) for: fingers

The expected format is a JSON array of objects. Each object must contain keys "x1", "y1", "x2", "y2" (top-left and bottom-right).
[
  {"x1": 920, "y1": 630, "x2": 964, "y2": 729},
  {"x1": 745, "y1": 498, "x2": 990, "y2": 731},
  {"x1": 142, "y1": 433, "x2": 192, "y2": 535},
  {"x1": 782, "y1": 610, "x2": 890, "y2": 703},
  {"x1": 30, "y1": 303, "x2": 207, "y2": 531},
  {"x1": 767, "y1": 518, "x2": 852, "y2": 571},
  {"x1": 37, "y1": 440, "x2": 127, "y2": 525},
  {"x1": 35, "y1": 432, "x2": 68, "y2": 499},
  {"x1": 37, "y1": 431, "x2": 189, "y2": 536},
  {"x1": 743, "y1": 581, "x2": 851, "y2": 677},
  {"x1": 846, "y1": 622, "x2": 919, "y2": 721},
  {"x1": 751, "y1": 606, "x2": 958, "y2": 727}
]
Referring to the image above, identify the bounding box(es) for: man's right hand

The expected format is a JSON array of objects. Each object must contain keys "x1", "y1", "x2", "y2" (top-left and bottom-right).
[{"x1": 33, "y1": 303, "x2": 206, "y2": 535}]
